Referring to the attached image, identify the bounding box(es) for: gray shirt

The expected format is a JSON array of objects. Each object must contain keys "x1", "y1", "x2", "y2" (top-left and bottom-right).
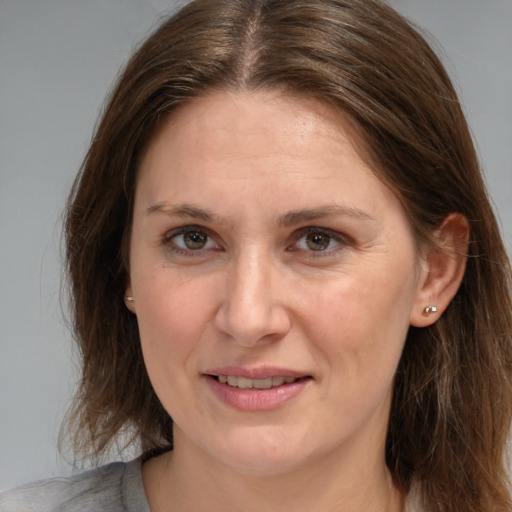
[
  {"x1": 0, "y1": 458, "x2": 150, "y2": 512},
  {"x1": 1, "y1": 458, "x2": 422, "y2": 511}
]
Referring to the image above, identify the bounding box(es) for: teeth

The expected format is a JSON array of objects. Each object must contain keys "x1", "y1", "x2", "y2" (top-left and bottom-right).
[
  {"x1": 254, "y1": 378, "x2": 272, "y2": 389},
  {"x1": 271, "y1": 376, "x2": 285, "y2": 387},
  {"x1": 216, "y1": 375, "x2": 298, "y2": 389},
  {"x1": 238, "y1": 377, "x2": 253, "y2": 389}
]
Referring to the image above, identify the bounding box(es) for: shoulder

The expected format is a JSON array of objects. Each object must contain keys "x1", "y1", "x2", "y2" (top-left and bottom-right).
[{"x1": 0, "y1": 458, "x2": 149, "y2": 512}]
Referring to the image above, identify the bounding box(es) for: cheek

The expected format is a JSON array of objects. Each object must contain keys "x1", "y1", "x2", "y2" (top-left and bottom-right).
[
  {"x1": 132, "y1": 277, "x2": 214, "y2": 420},
  {"x1": 134, "y1": 262, "x2": 213, "y2": 327},
  {"x1": 132, "y1": 271, "x2": 215, "y2": 381},
  {"x1": 306, "y1": 263, "x2": 415, "y2": 385}
]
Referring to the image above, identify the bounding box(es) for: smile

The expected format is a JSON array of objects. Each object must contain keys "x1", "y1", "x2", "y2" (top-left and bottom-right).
[
  {"x1": 205, "y1": 372, "x2": 312, "y2": 411},
  {"x1": 216, "y1": 375, "x2": 298, "y2": 389}
]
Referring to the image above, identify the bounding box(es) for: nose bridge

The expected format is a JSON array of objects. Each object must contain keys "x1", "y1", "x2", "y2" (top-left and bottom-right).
[{"x1": 214, "y1": 243, "x2": 290, "y2": 345}]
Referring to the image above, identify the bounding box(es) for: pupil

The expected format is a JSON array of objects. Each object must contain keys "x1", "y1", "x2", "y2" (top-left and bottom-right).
[
  {"x1": 184, "y1": 231, "x2": 207, "y2": 249},
  {"x1": 306, "y1": 232, "x2": 329, "y2": 251}
]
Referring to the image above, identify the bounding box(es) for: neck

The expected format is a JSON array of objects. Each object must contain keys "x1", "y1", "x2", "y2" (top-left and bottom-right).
[{"x1": 143, "y1": 434, "x2": 404, "y2": 512}]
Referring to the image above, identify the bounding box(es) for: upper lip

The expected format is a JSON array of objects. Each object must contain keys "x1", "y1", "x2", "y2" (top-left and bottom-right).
[{"x1": 204, "y1": 366, "x2": 310, "y2": 379}]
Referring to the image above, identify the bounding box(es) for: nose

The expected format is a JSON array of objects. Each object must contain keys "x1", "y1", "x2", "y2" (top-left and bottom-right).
[{"x1": 213, "y1": 250, "x2": 291, "y2": 347}]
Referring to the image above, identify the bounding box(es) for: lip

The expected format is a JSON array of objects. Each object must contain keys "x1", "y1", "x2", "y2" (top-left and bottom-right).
[
  {"x1": 203, "y1": 366, "x2": 312, "y2": 412},
  {"x1": 204, "y1": 366, "x2": 307, "y2": 380}
]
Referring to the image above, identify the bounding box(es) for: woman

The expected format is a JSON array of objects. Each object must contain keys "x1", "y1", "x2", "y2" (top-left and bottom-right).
[{"x1": 2, "y1": 0, "x2": 511, "y2": 511}]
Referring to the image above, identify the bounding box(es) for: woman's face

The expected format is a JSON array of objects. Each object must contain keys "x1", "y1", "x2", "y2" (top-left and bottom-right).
[{"x1": 127, "y1": 90, "x2": 426, "y2": 475}]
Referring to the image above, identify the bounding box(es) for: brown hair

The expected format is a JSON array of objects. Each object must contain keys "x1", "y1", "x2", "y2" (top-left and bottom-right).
[{"x1": 64, "y1": 0, "x2": 512, "y2": 510}]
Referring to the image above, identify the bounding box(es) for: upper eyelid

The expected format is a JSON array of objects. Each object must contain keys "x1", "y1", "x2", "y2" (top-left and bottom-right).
[
  {"x1": 292, "y1": 226, "x2": 348, "y2": 242},
  {"x1": 164, "y1": 224, "x2": 345, "y2": 237},
  {"x1": 163, "y1": 225, "x2": 215, "y2": 245},
  {"x1": 164, "y1": 224, "x2": 213, "y2": 238}
]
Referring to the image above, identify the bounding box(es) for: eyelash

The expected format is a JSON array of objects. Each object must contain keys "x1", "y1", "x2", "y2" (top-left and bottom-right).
[
  {"x1": 162, "y1": 226, "x2": 221, "y2": 256},
  {"x1": 162, "y1": 226, "x2": 348, "y2": 258},
  {"x1": 288, "y1": 227, "x2": 347, "y2": 257}
]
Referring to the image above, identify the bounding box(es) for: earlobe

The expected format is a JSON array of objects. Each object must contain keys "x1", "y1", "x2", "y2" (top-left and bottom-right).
[
  {"x1": 124, "y1": 284, "x2": 136, "y2": 314},
  {"x1": 410, "y1": 213, "x2": 469, "y2": 327}
]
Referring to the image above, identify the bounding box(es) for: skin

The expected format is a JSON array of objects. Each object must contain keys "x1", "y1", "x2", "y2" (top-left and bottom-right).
[{"x1": 126, "y1": 90, "x2": 468, "y2": 511}]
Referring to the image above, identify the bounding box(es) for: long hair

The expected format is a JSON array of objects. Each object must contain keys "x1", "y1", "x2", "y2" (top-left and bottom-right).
[{"x1": 63, "y1": 1, "x2": 512, "y2": 510}]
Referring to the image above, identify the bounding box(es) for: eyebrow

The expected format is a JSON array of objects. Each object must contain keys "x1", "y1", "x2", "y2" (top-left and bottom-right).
[
  {"x1": 278, "y1": 205, "x2": 374, "y2": 227},
  {"x1": 145, "y1": 202, "x2": 224, "y2": 224},
  {"x1": 146, "y1": 202, "x2": 373, "y2": 227}
]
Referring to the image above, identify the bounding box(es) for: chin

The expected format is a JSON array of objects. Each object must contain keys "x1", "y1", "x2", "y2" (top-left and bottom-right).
[{"x1": 208, "y1": 427, "x2": 326, "y2": 476}]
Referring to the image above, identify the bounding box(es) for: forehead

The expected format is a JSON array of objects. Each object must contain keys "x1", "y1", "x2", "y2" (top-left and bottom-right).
[
  {"x1": 135, "y1": 90, "x2": 403, "y2": 224},
  {"x1": 140, "y1": 90, "x2": 369, "y2": 180}
]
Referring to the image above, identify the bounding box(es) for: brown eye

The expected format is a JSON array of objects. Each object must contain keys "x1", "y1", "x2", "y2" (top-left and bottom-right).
[
  {"x1": 183, "y1": 231, "x2": 208, "y2": 249},
  {"x1": 290, "y1": 228, "x2": 345, "y2": 256},
  {"x1": 305, "y1": 232, "x2": 331, "y2": 251},
  {"x1": 168, "y1": 228, "x2": 218, "y2": 252}
]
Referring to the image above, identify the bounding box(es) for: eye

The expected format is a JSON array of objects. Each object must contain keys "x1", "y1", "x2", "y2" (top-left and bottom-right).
[
  {"x1": 290, "y1": 228, "x2": 345, "y2": 255},
  {"x1": 165, "y1": 227, "x2": 219, "y2": 253},
  {"x1": 180, "y1": 230, "x2": 209, "y2": 250},
  {"x1": 303, "y1": 232, "x2": 334, "y2": 251}
]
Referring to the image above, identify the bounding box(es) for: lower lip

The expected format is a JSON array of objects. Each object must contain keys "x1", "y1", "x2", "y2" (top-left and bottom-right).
[{"x1": 204, "y1": 376, "x2": 311, "y2": 412}]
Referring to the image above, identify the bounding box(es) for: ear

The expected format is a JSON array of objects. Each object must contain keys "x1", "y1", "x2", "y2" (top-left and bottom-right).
[
  {"x1": 124, "y1": 282, "x2": 136, "y2": 314},
  {"x1": 410, "y1": 213, "x2": 469, "y2": 327}
]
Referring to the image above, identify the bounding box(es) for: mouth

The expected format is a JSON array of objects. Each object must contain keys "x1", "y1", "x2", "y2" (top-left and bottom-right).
[
  {"x1": 204, "y1": 371, "x2": 312, "y2": 411},
  {"x1": 213, "y1": 375, "x2": 305, "y2": 389}
]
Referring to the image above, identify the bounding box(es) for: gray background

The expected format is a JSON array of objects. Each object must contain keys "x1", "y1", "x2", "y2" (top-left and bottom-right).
[{"x1": 1, "y1": 0, "x2": 511, "y2": 490}]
